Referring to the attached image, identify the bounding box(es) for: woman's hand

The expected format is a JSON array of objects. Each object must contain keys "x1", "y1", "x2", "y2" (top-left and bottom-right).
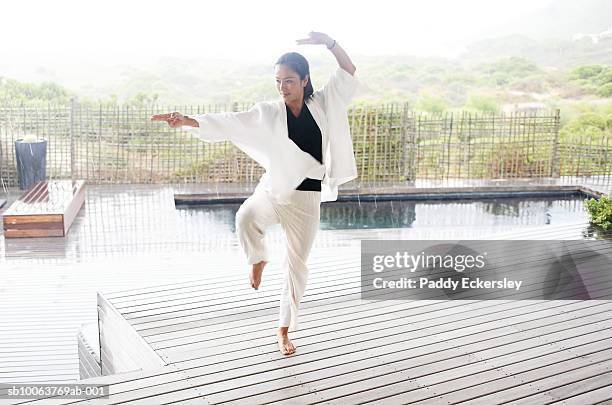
[
  {"x1": 150, "y1": 112, "x2": 194, "y2": 128},
  {"x1": 296, "y1": 31, "x2": 334, "y2": 48},
  {"x1": 297, "y1": 32, "x2": 356, "y2": 76}
]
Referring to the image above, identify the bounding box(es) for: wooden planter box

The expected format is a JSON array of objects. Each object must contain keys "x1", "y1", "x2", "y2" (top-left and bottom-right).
[{"x1": 2, "y1": 180, "x2": 86, "y2": 238}]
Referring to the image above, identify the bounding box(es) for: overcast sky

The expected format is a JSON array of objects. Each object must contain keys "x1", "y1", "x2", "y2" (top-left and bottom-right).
[{"x1": 4, "y1": 0, "x2": 556, "y2": 65}]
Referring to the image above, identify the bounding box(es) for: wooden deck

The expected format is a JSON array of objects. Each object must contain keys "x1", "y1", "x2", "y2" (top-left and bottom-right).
[
  {"x1": 94, "y1": 253, "x2": 612, "y2": 405},
  {"x1": 9, "y1": 246, "x2": 612, "y2": 404},
  {"x1": 0, "y1": 179, "x2": 611, "y2": 404}
]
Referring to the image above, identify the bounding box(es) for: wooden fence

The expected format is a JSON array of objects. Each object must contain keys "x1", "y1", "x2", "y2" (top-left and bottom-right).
[{"x1": 0, "y1": 101, "x2": 609, "y2": 187}]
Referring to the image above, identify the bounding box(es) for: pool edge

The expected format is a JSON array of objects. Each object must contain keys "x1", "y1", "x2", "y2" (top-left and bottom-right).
[{"x1": 174, "y1": 185, "x2": 602, "y2": 206}]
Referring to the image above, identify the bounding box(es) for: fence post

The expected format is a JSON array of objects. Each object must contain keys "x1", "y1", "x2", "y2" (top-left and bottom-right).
[
  {"x1": 70, "y1": 97, "x2": 76, "y2": 179},
  {"x1": 407, "y1": 109, "x2": 418, "y2": 182},
  {"x1": 99, "y1": 103, "x2": 102, "y2": 184},
  {"x1": 400, "y1": 102, "x2": 409, "y2": 181},
  {"x1": 549, "y1": 108, "x2": 561, "y2": 177},
  {"x1": 446, "y1": 113, "x2": 453, "y2": 178}
]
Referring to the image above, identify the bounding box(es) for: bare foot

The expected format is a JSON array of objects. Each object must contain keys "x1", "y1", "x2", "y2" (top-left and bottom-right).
[
  {"x1": 249, "y1": 260, "x2": 267, "y2": 290},
  {"x1": 277, "y1": 328, "x2": 296, "y2": 355}
]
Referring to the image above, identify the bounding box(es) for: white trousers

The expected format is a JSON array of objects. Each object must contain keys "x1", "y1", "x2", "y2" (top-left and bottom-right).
[{"x1": 235, "y1": 187, "x2": 321, "y2": 330}]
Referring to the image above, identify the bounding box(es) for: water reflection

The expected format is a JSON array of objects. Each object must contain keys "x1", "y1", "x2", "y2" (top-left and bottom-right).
[
  {"x1": 582, "y1": 224, "x2": 612, "y2": 240},
  {"x1": 179, "y1": 196, "x2": 588, "y2": 232},
  {"x1": 320, "y1": 200, "x2": 416, "y2": 229}
]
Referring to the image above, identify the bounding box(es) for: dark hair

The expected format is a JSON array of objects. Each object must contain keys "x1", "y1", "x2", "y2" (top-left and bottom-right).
[{"x1": 275, "y1": 52, "x2": 314, "y2": 99}]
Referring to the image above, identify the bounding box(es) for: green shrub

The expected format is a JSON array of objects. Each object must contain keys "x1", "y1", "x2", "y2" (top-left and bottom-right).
[
  {"x1": 0, "y1": 77, "x2": 71, "y2": 103},
  {"x1": 585, "y1": 195, "x2": 612, "y2": 230},
  {"x1": 583, "y1": 84, "x2": 600, "y2": 94},
  {"x1": 596, "y1": 69, "x2": 612, "y2": 86},
  {"x1": 597, "y1": 83, "x2": 612, "y2": 97},
  {"x1": 480, "y1": 57, "x2": 539, "y2": 77},
  {"x1": 464, "y1": 94, "x2": 499, "y2": 114},
  {"x1": 560, "y1": 123, "x2": 603, "y2": 141},
  {"x1": 570, "y1": 65, "x2": 604, "y2": 80},
  {"x1": 575, "y1": 113, "x2": 607, "y2": 130},
  {"x1": 415, "y1": 93, "x2": 448, "y2": 113}
]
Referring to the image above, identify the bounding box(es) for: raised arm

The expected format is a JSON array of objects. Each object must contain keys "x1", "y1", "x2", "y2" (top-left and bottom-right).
[
  {"x1": 296, "y1": 31, "x2": 356, "y2": 75},
  {"x1": 151, "y1": 104, "x2": 275, "y2": 173},
  {"x1": 150, "y1": 105, "x2": 265, "y2": 143}
]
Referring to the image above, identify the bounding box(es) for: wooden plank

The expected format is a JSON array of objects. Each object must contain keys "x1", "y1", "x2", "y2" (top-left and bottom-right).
[
  {"x1": 0, "y1": 364, "x2": 79, "y2": 376},
  {"x1": 0, "y1": 349, "x2": 77, "y2": 358},
  {"x1": 3, "y1": 215, "x2": 63, "y2": 224},
  {"x1": 2, "y1": 221, "x2": 64, "y2": 231},
  {"x1": 0, "y1": 371, "x2": 84, "y2": 385},
  {"x1": 453, "y1": 360, "x2": 612, "y2": 405},
  {"x1": 557, "y1": 384, "x2": 612, "y2": 405},
  {"x1": 20, "y1": 181, "x2": 49, "y2": 204},
  {"x1": 3, "y1": 228, "x2": 64, "y2": 238}
]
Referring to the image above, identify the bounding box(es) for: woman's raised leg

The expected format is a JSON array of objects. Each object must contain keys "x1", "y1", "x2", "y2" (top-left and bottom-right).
[{"x1": 235, "y1": 189, "x2": 280, "y2": 289}]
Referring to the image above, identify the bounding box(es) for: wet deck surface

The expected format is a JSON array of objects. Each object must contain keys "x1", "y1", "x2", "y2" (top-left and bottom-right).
[
  {"x1": 0, "y1": 177, "x2": 611, "y2": 404},
  {"x1": 84, "y1": 235, "x2": 612, "y2": 404},
  {"x1": 10, "y1": 247, "x2": 612, "y2": 404}
]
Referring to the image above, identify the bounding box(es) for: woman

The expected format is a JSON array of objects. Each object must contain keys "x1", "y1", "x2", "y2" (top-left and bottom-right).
[{"x1": 151, "y1": 31, "x2": 358, "y2": 355}]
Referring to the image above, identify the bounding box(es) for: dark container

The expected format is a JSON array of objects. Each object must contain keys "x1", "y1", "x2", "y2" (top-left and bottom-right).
[{"x1": 15, "y1": 139, "x2": 47, "y2": 190}]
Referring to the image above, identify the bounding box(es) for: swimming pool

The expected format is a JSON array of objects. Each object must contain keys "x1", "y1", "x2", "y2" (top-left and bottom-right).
[{"x1": 175, "y1": 195, "x2": 589, "y2": 233}]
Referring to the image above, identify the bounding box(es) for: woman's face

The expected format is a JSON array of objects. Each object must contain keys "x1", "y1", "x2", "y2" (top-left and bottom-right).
[{"x1": 274, "y1": 64, "x2": 308, "y2": 104}]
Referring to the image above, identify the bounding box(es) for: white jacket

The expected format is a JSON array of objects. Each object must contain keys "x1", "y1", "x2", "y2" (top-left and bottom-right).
[{"x1": 182, "y1": 66, "x2": 359, "y2": 202}]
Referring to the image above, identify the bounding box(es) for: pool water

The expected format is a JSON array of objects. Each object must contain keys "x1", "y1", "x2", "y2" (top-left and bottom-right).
[{"x1": 176, "y1": 196, "x2": 589, "y2": 233}]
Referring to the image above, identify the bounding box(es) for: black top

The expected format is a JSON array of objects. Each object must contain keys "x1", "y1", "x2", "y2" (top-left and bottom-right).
[{"x1": 286, "y1": 102, "x2": 322, "y2": 191}]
